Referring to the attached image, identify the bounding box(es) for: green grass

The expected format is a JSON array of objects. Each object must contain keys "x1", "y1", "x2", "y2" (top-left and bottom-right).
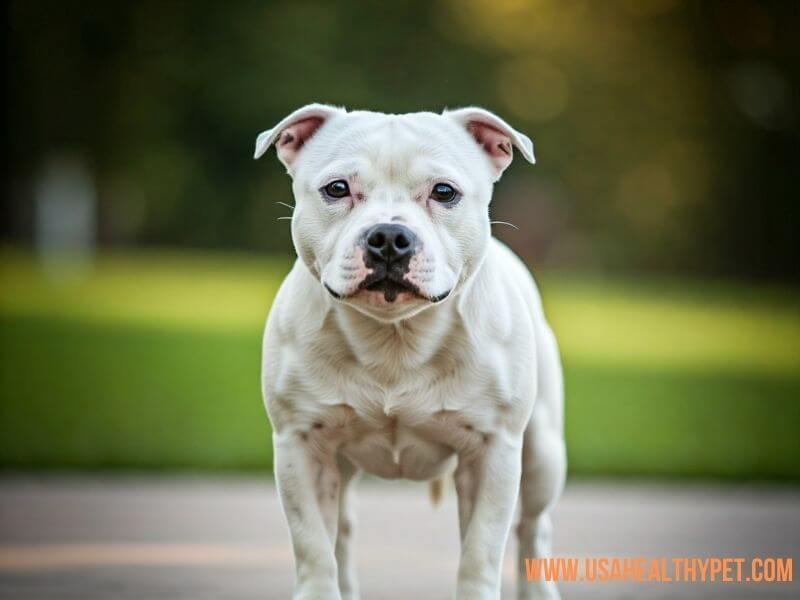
[{"x1": 1, "y1": 249, "x2": 799, "y2": 478}]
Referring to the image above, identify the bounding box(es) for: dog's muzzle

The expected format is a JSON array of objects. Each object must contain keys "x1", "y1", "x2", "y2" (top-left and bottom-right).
[{"x1": 360, "y1": 223, "x2": 419, "y2": 302}]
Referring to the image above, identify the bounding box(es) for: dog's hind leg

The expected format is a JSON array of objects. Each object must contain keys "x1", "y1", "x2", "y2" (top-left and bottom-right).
[
  {"x1": 517, "y1": 415, "x2": 565, "y2": 599},
  {"x1": 335, "y1": 455, "x2": 360, "y2": 600},
  {"x1": 517, "y1": 324, "x2": 566, "y2": 600}
]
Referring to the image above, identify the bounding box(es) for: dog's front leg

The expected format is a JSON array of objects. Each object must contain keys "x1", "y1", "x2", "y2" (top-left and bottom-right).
[
  {"x1": 334, "y1": 455, "x2": 360, "y2": 600},
  {"x1": 274, "y1": 431, "x2": 342, "y2": 600},
  {"x1": 455, "y1": 432, "x2": 523, "y2": 600}
]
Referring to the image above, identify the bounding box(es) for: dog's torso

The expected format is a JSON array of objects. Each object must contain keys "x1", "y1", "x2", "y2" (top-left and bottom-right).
[
  {"x1": 256, "y1": 104, "x2": 566, "y2": 599},
  {"x1": 262, "y1": 238, "x2": 556, "y2": 481}
]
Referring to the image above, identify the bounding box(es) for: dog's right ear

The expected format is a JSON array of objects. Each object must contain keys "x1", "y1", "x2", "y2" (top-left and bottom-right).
[
  {"x1": 253, "y1": 103, "x2": 344, "y2": 170},
  {"x1": 445, "y1": 107, "x2": 535, "y2": 181}
]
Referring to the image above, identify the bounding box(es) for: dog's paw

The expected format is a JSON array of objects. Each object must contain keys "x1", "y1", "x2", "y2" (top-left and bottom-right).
[
  {"x1": 292, "y1": 582, "x2": 342, "y2": 600},
  {"x1": 293, "y1": 593, "x2": 341, "y2": 600},
  {"x1": 517, "y1": 582, "x2": 561, "y2": 600}
]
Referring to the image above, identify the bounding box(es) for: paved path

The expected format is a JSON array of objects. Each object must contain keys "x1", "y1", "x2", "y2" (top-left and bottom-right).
[{"x1": 0, "y1": 477, "x2": 797, "y2": 599}]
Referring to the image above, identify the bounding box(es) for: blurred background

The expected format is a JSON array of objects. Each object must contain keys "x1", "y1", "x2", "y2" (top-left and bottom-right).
[{"x1": 2, "y1": 0, "x2": 799, "y2": 479}]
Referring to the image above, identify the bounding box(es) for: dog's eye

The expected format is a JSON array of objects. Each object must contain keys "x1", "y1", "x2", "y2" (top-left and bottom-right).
[
  {"x1": 321, "y1": 180, "x2": 350, "y2": 200},
  {"x1": 430, "y1": 183, "x2": 459, "y2": 204}
]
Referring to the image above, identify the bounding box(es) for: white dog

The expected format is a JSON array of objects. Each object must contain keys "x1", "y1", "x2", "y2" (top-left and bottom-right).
[{"x1": 255, "y1": 104, "x2": 566, "y2": 600}]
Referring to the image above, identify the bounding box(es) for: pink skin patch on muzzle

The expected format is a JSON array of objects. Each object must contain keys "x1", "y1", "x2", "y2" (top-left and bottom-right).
[
  {"x1": 403, "y1": 252, "x2": 435, "y2": 292},
  {"x1": 338, "y1": 247, "x2": 373, "y2": 297}
]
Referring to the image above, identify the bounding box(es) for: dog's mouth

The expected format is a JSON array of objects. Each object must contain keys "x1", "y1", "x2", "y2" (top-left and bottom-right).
[
  {"x1": 326, "y1": 276, "x2": 450, "y2": 305},
  {"x1": 362, "y1": 277, "x2": 417, "y2": 303},
  {"x1": 324, "y1": 267, "x2": 451, "y2": 305}
]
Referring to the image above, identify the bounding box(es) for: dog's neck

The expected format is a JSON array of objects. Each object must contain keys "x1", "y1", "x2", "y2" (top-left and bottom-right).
[
  {"x1": 323, "y1": 257, "x2": 491, "y2": 381},
  {"x1": 330, "y1": 295, "x2": 461, "y2": 375}
]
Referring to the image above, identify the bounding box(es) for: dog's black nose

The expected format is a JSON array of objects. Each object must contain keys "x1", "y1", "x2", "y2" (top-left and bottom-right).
[{"x1": 365, "y1": 223, "x2": 416, "y2": 263}]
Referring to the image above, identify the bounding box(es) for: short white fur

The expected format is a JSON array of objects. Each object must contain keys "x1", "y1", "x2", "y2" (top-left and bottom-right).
[{"x1": 256, "y1": 104, "x2": 565, "y2": 599}]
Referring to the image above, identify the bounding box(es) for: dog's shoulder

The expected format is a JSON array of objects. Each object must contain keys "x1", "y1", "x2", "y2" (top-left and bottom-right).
[
  {"x1": 262, "y1": 259, "x2": 332, "y2": 367},
  {"x1": 456, "y1": 238, "x2": 545, "y2": 336}
]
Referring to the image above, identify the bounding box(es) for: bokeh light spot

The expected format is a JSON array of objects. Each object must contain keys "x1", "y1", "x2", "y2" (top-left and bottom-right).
[{"x1": 496, "y1": 57, "x2": 569, "y2": 122}]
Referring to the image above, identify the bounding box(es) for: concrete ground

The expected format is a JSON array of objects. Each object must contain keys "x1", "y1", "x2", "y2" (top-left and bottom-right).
[{"x1": 0, "y1": 477, "x2": 797, "y2": 599}]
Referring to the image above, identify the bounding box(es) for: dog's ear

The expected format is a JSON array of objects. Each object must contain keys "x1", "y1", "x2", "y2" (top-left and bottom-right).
[
  {"x1": 445, "y1": 107, "x2": 535, "y2": 180},
  {"x1": 254, "y1": 103, "x2": 345, "y2": 169}
]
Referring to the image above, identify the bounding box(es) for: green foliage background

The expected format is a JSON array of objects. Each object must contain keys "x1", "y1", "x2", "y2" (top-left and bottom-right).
[
  {"x1": 2, "y1": 251, "x2": 798, "y2": 478},
  {"x1": 5, "y1": 0, "x2": 799, "y2": 279},
  {"x1": 2, "y1": 1, "x2": 799, "y2": 477}
]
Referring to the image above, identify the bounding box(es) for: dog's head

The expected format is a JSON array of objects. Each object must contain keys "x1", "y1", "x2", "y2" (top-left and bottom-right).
[{"x1": 255, "y1": 104, "x2": 534, "y2": 321}]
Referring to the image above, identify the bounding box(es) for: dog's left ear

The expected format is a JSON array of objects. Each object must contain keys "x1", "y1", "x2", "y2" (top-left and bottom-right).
[
  {"x1": 445, "y1": 107, "x2": 535, "y2": 180},
  {"x1": 254, "y1": 103, "x2": 345, "y2": 170}
]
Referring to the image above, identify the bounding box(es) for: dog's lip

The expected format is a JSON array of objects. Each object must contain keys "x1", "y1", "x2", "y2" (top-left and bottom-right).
[
  {"x1": 323, "y1": 282, "x2": 342, "y2": 299},
  {"x1": 361, "y1": 276, "x2": 417, "y2": 303},
  {"x1": 363, "y1": 276, "x2": 413, "y2": 293},
  {"x1": 323, "y1": 278, "x2": 450, "y2": 304},
  {"x1": 429, "y1": 289, "x2": 450, "y2": 303}
]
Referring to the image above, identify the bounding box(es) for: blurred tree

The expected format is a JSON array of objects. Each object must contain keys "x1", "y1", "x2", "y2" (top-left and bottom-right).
[{"x1": 3, "y1": 0, "x2": 798, "y2": 282}]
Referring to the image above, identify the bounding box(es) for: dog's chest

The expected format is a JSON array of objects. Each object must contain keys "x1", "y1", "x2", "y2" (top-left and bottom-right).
[
  {"x1": 274, "y1": 302, "x2": 525, "y2": 480},
  {"x1": 311, "y1": 366, "x2": 494, "y2": 480},
  {"x1": 320, "y1": 406, "x2": 483, "y2": 481}
]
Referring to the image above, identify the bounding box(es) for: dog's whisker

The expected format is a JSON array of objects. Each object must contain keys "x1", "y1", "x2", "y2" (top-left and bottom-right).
[
  {"x1": 276, "y1": 201, "x2": 295, "y2": 210},
  {"x1": 277, "y1": 216, "x2": 293, "y2": 221},
  {"x1": 490, "y1": 220, "x2": 519, "y2": 230}
]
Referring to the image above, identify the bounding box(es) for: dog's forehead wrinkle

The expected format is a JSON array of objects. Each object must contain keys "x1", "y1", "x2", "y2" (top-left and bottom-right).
[{"x1": 313, "y1": 112, "x2": 477, "y2": 187}]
